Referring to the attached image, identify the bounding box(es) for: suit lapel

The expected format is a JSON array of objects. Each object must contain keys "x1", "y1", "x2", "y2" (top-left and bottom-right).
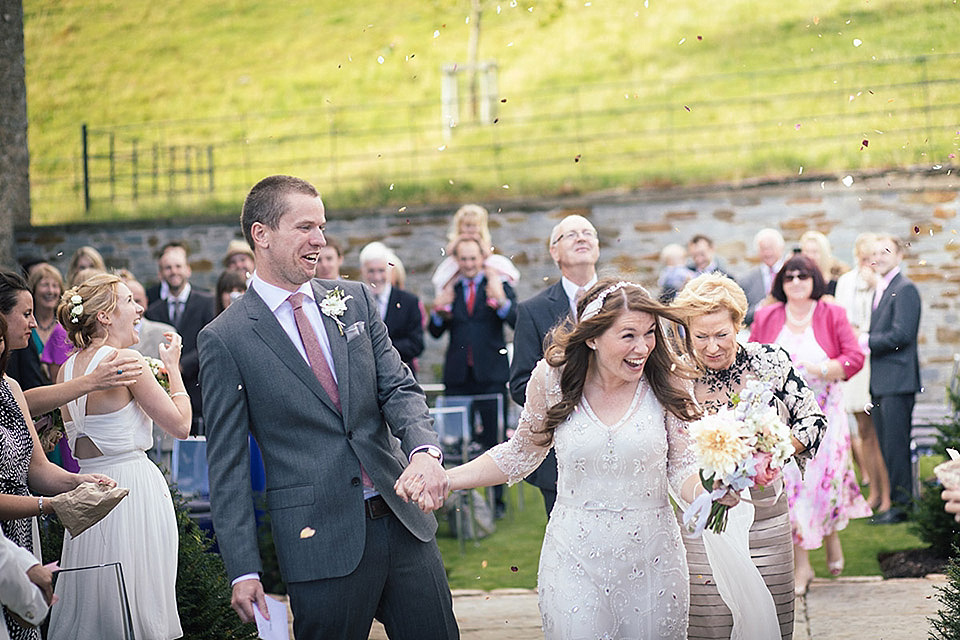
[
  {"x1": 246, "y1": 285, "x2": 341, "y2": 415},
  {"x1": 312, "y1": 280, "x2": 351, "y2": 417},
  {"x1": 547, "y1": 281, "x2": 573, "y2": 322}
]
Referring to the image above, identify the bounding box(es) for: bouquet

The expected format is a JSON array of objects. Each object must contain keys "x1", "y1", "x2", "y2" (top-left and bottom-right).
[
  {"x1": 683, "y1": 379, "x2": 795, "y2": 535},
  {"x1": 144, "y1": 356, "x2": 170, "y2": 392}
]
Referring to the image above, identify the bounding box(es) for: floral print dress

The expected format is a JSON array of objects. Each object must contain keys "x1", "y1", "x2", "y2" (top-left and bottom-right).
[{"x1": 776, "y1": 326, "x2": 872, "y2": 549}]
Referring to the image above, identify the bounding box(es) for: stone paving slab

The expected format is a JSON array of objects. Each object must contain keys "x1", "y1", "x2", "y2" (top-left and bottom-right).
[{"x1": 366, "y1": 576, "x2": 948, "y2": 639}]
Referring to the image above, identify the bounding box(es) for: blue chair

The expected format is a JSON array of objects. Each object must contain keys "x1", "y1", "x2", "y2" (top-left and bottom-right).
[{"x1": 171, "y1": 436, "x2": 212, "y2": 536}]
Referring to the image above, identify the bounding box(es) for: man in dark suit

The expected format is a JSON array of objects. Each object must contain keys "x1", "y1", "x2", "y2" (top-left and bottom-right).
[
  {"x1": 738, "y1": 227, "x2": 785, "y2": 326},
  {"x1": 145, "y1": 242, "x2": 215, "y2": 435},
  {"x1": 198, "y1": 175, "x2": 457, "y2": 638},
  {"x1": 429, "y1": 236, "x2": 517, "y2": 514},
  {"x1": 866, "y1": 233, "x2": 921, "y2": 524},
  {"x1": 508, "y1": 214, "x2": 599, "y2": 517},
  {"x1": 359, "y1": 241, "x2": 424, "y2": 376}
]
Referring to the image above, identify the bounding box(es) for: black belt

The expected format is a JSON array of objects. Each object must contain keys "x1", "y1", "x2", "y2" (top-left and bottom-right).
[{"x1": 365, "y1": 494, "x2": 392, "y2": 519}]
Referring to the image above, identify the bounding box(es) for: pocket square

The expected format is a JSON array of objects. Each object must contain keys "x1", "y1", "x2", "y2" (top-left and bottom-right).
[{"x1": 345, "y1": 321, "x2": 366, "y2": 342}]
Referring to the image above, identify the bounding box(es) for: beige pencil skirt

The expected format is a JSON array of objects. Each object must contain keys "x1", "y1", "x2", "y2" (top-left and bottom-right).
[{"x1": 681, "y1": 487, "x2": 795, "y2": 640}]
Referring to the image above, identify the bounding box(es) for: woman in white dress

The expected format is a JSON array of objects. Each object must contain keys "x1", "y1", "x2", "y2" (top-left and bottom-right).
[
  {"x1": 399, "y1": 278, "x2": 715, "y2": 639},
  {"x1": 48, "y1": 273, "x2": 191, "y2": 640}
]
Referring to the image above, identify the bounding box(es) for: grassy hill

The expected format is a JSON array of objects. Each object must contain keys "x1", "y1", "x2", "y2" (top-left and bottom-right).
[{"x1": 23, "y1": 0, "x2": 960, "y2": 223}]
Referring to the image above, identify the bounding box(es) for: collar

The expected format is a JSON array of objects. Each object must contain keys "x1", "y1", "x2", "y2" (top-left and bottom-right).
[
  {"x1": 460, "y1": 273, "x2": 484, "y2": 287},
  {"x1": 561, "y1": 274, "x2": 597, "y2": 302},
  {"x1": 373, "y1": 283, "x2": 392, "y2": 300},
  {"x1": 880, "y1": 265, "x2": 900, "y2": 289},
  {"x1": 166, "y1": 282, "x2": 192, "y2": 303},
  {"x1": 250, "y1": 272, "x2": 315, "y2": 313}
]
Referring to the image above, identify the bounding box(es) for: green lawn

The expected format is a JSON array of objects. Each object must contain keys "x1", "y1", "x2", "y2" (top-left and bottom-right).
[
  {"x1": 436, "y1": 457, "x2": 944, "y2": 590},
  {"x1": 22, "y1": 0, "x2": 960, "y2": 224}
]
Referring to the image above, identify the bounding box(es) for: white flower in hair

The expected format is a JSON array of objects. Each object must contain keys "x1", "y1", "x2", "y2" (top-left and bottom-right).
[
  {"x1": 70, "y1": 294, "x2": 82, "y2": 305},
  {"x1": 579, "y1": 281, "x2": 648, "y2": 321}
]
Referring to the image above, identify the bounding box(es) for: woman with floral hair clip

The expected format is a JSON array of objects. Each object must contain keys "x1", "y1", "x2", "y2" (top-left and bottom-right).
[
  {"x1": 399, "y1": 276, "x2": 713, "y2": 638},
  {"x1": 48, "y1": 273, "x2": 190, "y2": 640}
]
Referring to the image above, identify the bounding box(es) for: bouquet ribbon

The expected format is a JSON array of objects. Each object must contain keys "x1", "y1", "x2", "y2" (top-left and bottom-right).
[{"x1": 683, "y1": 487, "x2": 728, "y2": 537}]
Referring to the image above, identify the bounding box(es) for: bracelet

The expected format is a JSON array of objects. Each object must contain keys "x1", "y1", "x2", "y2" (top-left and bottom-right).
[
  {"x1": 171, "y1": 392, "x2": 189, "y2": 399},
  {"x1": 37, "y1": 497, "x2": 43, "y2": 517}
]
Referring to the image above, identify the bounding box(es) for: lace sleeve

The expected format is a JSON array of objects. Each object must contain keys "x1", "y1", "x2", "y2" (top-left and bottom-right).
[
  {"x1": 771, "y1": 346, "x2": 826, "y2": 469},
  {"x1": 666, "y1": 411, "x2": 698, "y2": 499},
  {"x1": 487, "y1": 359, "x2": 556, "y2": 485}
]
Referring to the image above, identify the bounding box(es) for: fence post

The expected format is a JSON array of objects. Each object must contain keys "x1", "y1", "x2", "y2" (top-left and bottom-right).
[
  {"x1": 207, "y1": 145, "x2": 214, "y2": 193},
  {"x1": 81, "y1": 123, "x2": 90, "y2": 213},
  {"x1": 132, "y1": 139, "x2": 138, "y2": 203},
  {"x1": 109, "y1": 133, "x2": 115, "y2": 203}
]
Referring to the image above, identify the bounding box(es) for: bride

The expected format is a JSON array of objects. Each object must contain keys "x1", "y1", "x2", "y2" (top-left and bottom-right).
[
  {"x1": 48, "y1": 273, "x2": 191, "y2": 640},
  {"x1": 398, "y1": 278, "x2": 724, "y2": 639}
]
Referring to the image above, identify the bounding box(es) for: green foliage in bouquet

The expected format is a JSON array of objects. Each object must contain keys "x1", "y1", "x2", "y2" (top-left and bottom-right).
[
  {"x1": 145, "y1": 356, "x2": 171, "y2": 392},
  {"x1": 930, "y1": 544, "x2": 960, "y2": 640}
]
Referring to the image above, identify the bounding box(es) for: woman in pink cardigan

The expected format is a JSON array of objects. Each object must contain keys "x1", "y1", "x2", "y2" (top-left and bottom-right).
[{"x1": 750, "y1": 254, "x2": 870, "y2": 596}]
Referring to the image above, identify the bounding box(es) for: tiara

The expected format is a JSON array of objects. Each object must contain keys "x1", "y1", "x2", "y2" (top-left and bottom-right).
[
  {"x1": 580, "y1": 281, "x2": 647, "y2": 322},
  {"x1": 68, "y1": 294, "x2": 84, "y2": 324}
]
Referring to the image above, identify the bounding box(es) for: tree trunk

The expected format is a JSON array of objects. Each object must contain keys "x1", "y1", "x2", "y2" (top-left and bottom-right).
[{"x1": 0, "y1": 0, "x2": 31, "y2": 267}]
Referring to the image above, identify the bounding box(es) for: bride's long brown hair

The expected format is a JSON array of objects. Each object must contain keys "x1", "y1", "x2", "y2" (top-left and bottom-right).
[{"x1": 534, "y1": 277, "x2": 701, "y2": 445}]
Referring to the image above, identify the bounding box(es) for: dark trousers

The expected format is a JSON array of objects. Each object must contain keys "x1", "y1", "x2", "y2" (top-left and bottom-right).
[
  {"x1": 872, "y1": 392, "x2": 916, "y2": 507},
  {"x1": 286, "y1": 509, "x2": 459, "y2": 640},
  {"x1": 446, "y1": 368, "x2": 508, "y2": 507}
]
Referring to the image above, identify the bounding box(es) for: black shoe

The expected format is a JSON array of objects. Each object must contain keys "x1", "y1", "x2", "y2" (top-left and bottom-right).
[
  {"x1": 870, "y1": 508, "x2": 908, "y2": 525},
  {"x1": 495, "y1": 503, "x2": 506, "y2": 520}
]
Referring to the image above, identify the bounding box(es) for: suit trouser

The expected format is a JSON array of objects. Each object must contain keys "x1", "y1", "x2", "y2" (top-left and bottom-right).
[
  {"x1": 286, "y1": 502, "x2": 459, "y2": 640},
  {"x1": 871, "y1": 392, "x2": 916, "y2": 507}
]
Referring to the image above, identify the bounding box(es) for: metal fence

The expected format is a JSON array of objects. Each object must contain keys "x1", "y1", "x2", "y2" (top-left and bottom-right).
[{"x1": 32, "y1": 53, "x2": 960, "y2": 219}]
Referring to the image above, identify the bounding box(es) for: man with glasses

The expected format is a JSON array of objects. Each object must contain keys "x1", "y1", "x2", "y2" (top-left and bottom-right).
[{"x1": 508, "y1": 215, "x2": 599, "y2": 517}]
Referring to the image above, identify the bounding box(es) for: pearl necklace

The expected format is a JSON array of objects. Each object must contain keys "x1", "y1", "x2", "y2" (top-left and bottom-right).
[{"x1": 786, "y1": 302, "x2": 815, "y2": 327}]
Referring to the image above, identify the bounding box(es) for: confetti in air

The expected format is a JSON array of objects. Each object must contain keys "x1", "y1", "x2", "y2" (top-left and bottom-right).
[{"x1": 841, "y1": 175, "x2": 854, "y2": 187}]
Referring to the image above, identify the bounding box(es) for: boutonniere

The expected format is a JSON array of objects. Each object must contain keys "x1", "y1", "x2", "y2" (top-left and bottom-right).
[{"x1": 320, "y1": 287, "x2": 353, "y2": 335}]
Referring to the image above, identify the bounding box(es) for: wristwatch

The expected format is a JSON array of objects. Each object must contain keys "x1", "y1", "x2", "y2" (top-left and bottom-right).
[{"x1": 419, "y1": 445, "x2": 443, "y2": 463}]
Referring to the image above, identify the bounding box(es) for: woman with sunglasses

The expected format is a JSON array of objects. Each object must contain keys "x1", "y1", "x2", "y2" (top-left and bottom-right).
[{"x1": 749, "y1": 254, "x2": 870, "y2": 596}]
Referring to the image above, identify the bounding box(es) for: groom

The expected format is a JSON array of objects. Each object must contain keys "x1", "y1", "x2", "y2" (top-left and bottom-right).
[{"x1": 198, "y1": 175, "x2": 458, "y2": 638}]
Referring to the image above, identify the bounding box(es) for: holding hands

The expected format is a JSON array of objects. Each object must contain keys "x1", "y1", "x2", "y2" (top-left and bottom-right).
[{"x1": 394, "y1": 452, "x2": 449, "y2": 513}]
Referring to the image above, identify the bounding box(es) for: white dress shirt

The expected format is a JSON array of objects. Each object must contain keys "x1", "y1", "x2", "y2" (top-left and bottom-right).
[{"x1": 561, "y1": 275, "x2": 597, "y2": 321}]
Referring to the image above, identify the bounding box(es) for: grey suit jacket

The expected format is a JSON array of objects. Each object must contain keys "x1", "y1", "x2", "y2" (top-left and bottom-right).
[
  {"x1": 738, "y1": 265, "x2": 768, "y2": 326},
  {"x1": 198, "y1": 279, "x2": 439, "y2": 583},
  {"x1": 869, "y1": 272, "x2": 921, "y2": 396}
]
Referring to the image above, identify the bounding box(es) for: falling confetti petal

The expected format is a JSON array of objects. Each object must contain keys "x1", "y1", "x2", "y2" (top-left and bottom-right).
[
  {"x1": 841, "y1": 175, "x2": 854, "y2": 187},
  {"x1": 511, "y1": 566, "x2": 519, "y2": 572},
  {"x1": 684, "y1": 105, "x2": 691, "y2": 112},
  {"x1": 678, "y1": 37, "x2": 686, "y2": 45},
  {"x1": 799, "y1": 166, "x2": 804, "y2": 175},
  {"x1": 377, "y1": 56, "x2": 384, "y2": 64},
  {"x1": 795, "y1": 123, "x2": 801, "y2": 130},
  {"x1": 300, "y1": 527, "x2": 316, "y2": 539},
  {"x1": 853, "y1": 38, "x2": 862, "y2": 47},
  {"x1": 860, "y1": 139, "x2": 869, "y2": 150},
  {"x1": 433, "y1": 30, "x2": 440, "y2": 38},
  {"x1": 574, "y1": 154, "x2": 581, "y2": 163}
]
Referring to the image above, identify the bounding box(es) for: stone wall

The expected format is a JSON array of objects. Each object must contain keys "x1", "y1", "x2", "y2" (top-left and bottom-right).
[{"x1": 14, "y1": 172, "x2": 960, "y2": 403}]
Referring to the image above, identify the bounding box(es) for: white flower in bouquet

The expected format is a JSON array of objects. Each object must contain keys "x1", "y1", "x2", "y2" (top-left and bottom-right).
[{"x1": 688, "y1": 407, "x2": 750, "y2": 480}]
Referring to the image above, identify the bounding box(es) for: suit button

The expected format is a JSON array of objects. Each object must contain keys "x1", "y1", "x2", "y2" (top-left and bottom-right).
[
  {"x1": 347, "y1": 431, "x2": 353, "y2": 439},
  {"x1": 351, "y1": 477, "x2": 361, "y2": 487}
]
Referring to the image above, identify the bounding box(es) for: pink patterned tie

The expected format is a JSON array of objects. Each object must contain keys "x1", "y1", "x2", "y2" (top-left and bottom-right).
[
  {"x1": 289, "y1": 292, "x2": 374, "y2": 488},
  {"x1": 288, "y1": 293, "x2": 340, "y2": 412}
]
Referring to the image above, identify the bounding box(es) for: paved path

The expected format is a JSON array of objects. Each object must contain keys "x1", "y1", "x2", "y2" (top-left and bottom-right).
[{"x1": 366, "y1": 575, "x2": 947, "y2": 639}]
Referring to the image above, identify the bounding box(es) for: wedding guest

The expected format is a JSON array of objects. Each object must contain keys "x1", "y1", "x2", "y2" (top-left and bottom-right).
[
  {"x1": 144, "y1": 242, "x2": 215, "y2": 435},
  {"x1": 223, "y1": 238, "x2": 256, "y2": 277},
  {"x1": 429, "y1": 235, "x2": 517, "y2": 517},
  {"x1": 834, "y1": 233, "x2": 890, "y2": 513},
  {"x1": 738, "y1": 227, "x2": 786, "y2": 326},
  {"x1": 65, "y1": 247, "x2": 105, "y2": 292},
  {"x1": 672, "y1": 273, "x2": 825, "y2": 638},
  {"x1": 314, "y1": 233, "x2": 345, "y2": 280},
  {"x1": 864, "y1": 234, "x2": 921, "y2": 524},
  {"x1": 48, "y1": 273, "x2": 189, "y2": 640},
  {"x1": 114, "y1": 272, "x2": 175, "y2": 360},
  {"x1": 657, "y1": 243, "x2": 694, "y2": 303},
  {"x1": 800, "y1": 230, "x2": 846, "y2": 297},
  {"x1": 686, "y1": 234, "x2": 730, "y2": 277},
  {"x1": 215, "y1": 270, "x2": 248, "y2": 316},
  {"x1": 509, "y1": 214, "x2": 599, "y2": 517},
  {"x1": 430, "y1": 204, "x2": 520, "y2": 297},
  {"x1": 749, "y1": 255, "x2": 870, "y2": 596},
  {"x1": 0, "y1": 278, "x2": 118, "y2": 640},
  {"x1": 0, "y1": 531, "x2": 52, "y2": 640},
  {"x1": 198, "y1": 175, "x2": 458, "y2": 638},
  {"x1": 359, "y1": 242, "x2": 424, "y2": 376},
  {"x1": 403, "y1": 279, "x2": 706, "y2": 638},
  {"x1": 26, "y1": 265, "x2": 70, "y2": 384}
]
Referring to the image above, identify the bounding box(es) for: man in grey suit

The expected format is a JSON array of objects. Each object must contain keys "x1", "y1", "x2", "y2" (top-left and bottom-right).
[
  {"x1": 199, "y1": 175, "x2": 458, "y2": 638},
  {"x1": 865, "y1": 233, "x2": 921, "y2": 524},
  {"x1": 508, "y1": 214, "x2": 598, "y2": 517},
  {"x1": 738, "y1": 227, "x2": 785, "y2": 326}
]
